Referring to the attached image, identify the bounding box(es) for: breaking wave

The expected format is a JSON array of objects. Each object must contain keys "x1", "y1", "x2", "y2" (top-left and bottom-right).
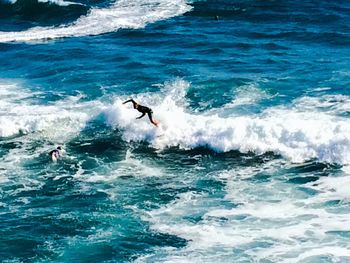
[
  {"x1": 104, "y1": 79, "x2": 350, "y2": 165},
  {"x1": 0, "y1": 0, "x2": 192, "y2": 42},
  {"x1": 1, "y1": 79, "x2": 349, "y2": 165}
]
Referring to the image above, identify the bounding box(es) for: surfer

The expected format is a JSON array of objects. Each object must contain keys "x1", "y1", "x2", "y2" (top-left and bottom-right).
[
  {"x1": 123, "y1": 99, "x2": 159, "y2": 126},
  {"x1": 49, "y1": 146, "x2": 63, "y2": 161}
]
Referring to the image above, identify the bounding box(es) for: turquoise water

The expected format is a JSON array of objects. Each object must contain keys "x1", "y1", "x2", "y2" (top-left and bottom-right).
[{"x1": 1, "y1": 0, "x2": 350, "y2": 262}]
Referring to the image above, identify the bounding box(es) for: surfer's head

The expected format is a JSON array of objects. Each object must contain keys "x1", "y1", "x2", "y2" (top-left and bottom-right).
[{"x1": 49, "y1": 147, "x2": 61, "y2": 162}]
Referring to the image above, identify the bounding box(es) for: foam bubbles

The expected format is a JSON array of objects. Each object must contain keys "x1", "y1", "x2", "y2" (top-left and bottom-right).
[
  {"x1": 1, "y1": 0, "x2": 79, "y2": 5},
  {"x1": 0, "y1": 81, "x2": 103, "y2": 140},
  {"x1": 307, "y1": 174, "x2": 350, "y2": 202},
  {"x1": 226, "y1": 83, "x2": 273, "y2": 107},
  {"x1": 294, "y1": 95, "x2": 350, "y2": 116},
  {"x1": 139, "y1": 163, "x2": 350, "y2": 262},
  {"x1": 37, "y1": 0, "x2": 83, "y2": 6},
  {"x1": 75, "y1": 149, "x2": 163, "y2": 184}
]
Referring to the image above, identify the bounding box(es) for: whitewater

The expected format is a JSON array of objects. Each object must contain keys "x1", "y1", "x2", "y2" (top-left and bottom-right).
[
  {"x1": 2, "y1": 79, "x2": 350, "y2": 165},
  {"x1": 1, "y1": 1, "x2": 350, "y2": 262},
  {"x1": 0, "y1": 0, "x2": 192, "y2": 42}
]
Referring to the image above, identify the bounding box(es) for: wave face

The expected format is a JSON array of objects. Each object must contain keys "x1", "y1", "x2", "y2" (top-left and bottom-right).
[
  {"x1": 0, "y1": 0, "x2": 87, "y2": 28},
  {"x1": 1, "y1": 0, "x2": 81, "y2": 6},
  {"x1": 104, "y1": 79, "x2": 350, "y2": 165},
  {"x1": 0, "y1": 81, "x2": 103, "y2": 140},
  {"x1": 3, "y1": 79, "x2": 349, "y2": 165},
  {"x1": 0, "y1": 0, "x2": 191, "y2": 42}
]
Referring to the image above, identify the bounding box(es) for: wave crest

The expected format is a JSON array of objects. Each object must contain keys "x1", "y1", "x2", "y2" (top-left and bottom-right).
[
  {"x1": 104, "y1": 79, "x2": 350, "y2": 165},
  {"x1": 2, "y1": 79, "x2": 349, "y2": 165},
  {"x1": 1, "y1": 0, "x2": 80, "y2": 5},
  {"x1": 0, "y1": 0, "x2": 192, "y2": 42}
]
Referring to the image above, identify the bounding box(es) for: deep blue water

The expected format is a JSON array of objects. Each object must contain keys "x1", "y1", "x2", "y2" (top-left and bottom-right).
[{"x1": 1, "y1": 0, "x2": 350, "y2": 262}]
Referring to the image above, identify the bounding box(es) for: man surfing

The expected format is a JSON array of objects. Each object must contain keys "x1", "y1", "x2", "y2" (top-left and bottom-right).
[{"x1": 123, "y1": 99, "x2": 159, "y2": 127}]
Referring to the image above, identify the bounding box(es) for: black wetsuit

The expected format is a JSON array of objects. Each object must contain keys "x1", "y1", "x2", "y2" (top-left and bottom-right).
[
  {"x1": 137, "y1": 105, "x2": 153, "y2": 114},
  {"x1": 123, "y1": 99, "x2": 158, "y2": 126}
]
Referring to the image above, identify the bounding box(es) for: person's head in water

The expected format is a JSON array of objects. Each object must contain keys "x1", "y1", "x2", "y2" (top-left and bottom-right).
[{"x1": 49, "y1": 146, "x2": 63, "y2": 162}]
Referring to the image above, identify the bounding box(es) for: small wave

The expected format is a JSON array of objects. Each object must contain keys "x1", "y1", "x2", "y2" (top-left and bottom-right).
[
  {"x1": 0, "y1": 0, "x2": 192, "y2": 42},
  {"x1": 1, "y1": 0, "x2": 82, "y2": 6},
  {"x1": 37, "y1": 0, "x2": 83, "y2": 6},
  {"x1": 104, "y1": 79, "x2": 350, "y2": 165},
  {"x1": 2, "y1": 79, "x2": 350, "y2": 165},
  {"x1": 0, "y1": 80, "x2": 103, "y2": 140},
  {"x1": 0, "y1": 0, "x2": 88, "y2": 29},
  {"x1": 294, "y1": 95, "x2": 350, "y2": 116},
  {"x1": 226, "y1": 83, "x2": 273, "y2": 107}
]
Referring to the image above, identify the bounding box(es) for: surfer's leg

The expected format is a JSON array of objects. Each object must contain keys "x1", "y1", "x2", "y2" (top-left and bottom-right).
[{"x1": 147, "y1": 112, "x2": 158, "y2": 126}]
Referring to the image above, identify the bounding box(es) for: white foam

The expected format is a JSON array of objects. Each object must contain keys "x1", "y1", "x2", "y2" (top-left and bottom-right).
[
  {"x1": 1, "y1": 0, "x2": 80, "y2": 6},
  {"x1": 306, "y1": 174, "x2": 350, "y2": 202},
  {"x1": 37, "y1": 0, "x2": 82, "y2": 6},
  {"x1": 139, "y1": 164, "x2": 350, "y2": 262},
  {"x1": 1, "y1": 0, "x2": 16, "y2": 3},
  {"x1": 0, "y1": 81, "x2": 103, "y2": 140},
  {"x1": 73, "y1": 150, "x2": 164, "y2": 202},
  {"x1": 3, "y1": 79, "x2": 348, "y2": 166},
  {"x1": 0, "y1": 0, "x2": 192, "y2": 42},
  {"x1": 76, "y1": 149, "x2": 163, "y2": 184},
  {"x1": 104, "y1": 79, "x2": 350, "y2": 165},
  {"x1": 0, "y1": 175, "x2": 10, "y2": 183},
  {"x1": 226, "y1": 83, "x2": 273, "y2": 108},
  {"x1": 294, "y1": 94, "x2": 350, "y2": 115},
  {"x1": 312, "y1": 86, "x2": 331, "y2": 92},
  {"x1": 292, "y1": 247, "x2": 350, "y2": 262}
]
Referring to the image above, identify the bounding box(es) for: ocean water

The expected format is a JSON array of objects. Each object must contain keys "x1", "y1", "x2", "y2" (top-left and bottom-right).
[{"x1": 1, "y1": 0, "x2": 350, "y2": 262}]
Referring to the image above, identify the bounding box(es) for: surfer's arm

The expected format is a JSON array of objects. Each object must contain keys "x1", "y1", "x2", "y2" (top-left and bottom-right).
[
  {"x1": 123, "y1": 99, "x2": 139, "y2": 109},
  {"x1": 122, "y1": 99, "x2": 135, "y2": 104},
  {"x1": 136, "y1": 113, "x2": 146, "y2": 119}
]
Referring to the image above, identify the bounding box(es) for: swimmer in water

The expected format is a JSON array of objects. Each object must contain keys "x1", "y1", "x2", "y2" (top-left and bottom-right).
[
  {"x1": 123, "y1": 99, "x2": 159, "y2": 126},
  {"x1": 49, "y1": 146, "x2": 62, "y2": 162}
]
